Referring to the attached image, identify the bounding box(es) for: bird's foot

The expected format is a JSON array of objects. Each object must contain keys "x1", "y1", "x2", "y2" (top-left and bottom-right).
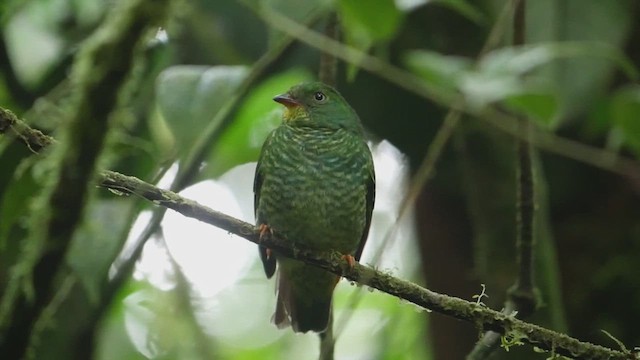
[
  {"x1": 258, "y1": 224, "x2": 274, "y2": 259},
  {"x1": 342, "y1": 254, "x2": 356, "y2": 269},
  {"x1": 258, "y1": 224, "x2": 273, "y2": 239}
]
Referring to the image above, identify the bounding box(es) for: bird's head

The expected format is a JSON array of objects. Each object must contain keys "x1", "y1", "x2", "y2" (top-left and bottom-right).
[{"x1": 273, "y1": 82, "x2": 362, "y2": 132}]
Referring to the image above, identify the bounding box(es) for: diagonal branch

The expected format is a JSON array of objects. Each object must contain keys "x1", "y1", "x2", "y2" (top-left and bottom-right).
[
  {"x1": 98, "y1": 172, "x2": 629, "y2": 360},
  {"x1": 0, "y1": 107, "x2": 633, "y2": 360}
]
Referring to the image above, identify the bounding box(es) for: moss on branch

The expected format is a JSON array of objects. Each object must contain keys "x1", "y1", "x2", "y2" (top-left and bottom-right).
[
  {"x1": 0, "y1": 0, "x2": 170, "y2": 357},
  {"x1": 97, "y1": 171, "x2": 630, "y2": 360}
]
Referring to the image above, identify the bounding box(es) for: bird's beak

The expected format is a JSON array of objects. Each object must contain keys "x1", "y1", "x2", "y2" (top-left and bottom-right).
[{"x1": 273, "y1": 93, "x2": 301, "y2": 108}]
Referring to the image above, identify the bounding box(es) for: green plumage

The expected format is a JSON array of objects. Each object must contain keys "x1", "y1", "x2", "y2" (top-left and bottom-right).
[{"x1": 254, "y1": 82, "x2": 375, "y2": 333}]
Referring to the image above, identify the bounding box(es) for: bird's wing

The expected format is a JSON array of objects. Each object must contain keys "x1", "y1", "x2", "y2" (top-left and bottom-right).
[
  {"x1": 354, "y1": 165, "x2": 375, "y2": 262},
  {"x1": 254, "y1": 134, "x2": 277, "y2": 278}
]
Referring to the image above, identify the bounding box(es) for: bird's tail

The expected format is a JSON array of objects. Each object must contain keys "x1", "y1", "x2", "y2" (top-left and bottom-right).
[{"x1": 273, "y1": 260, "x2": 339, "y2": 333}]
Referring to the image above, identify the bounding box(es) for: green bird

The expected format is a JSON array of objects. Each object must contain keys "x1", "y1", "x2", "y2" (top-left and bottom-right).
[{"x1": 254, "y1": 82, "x2": 375, "y2": 333}]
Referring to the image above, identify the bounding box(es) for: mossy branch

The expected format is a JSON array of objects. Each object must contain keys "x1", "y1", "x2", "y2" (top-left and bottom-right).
[
  {"x1": 98, "y1": 172, "x2": 632, "y2": 360},
  {"x1": 0, "y1": 0, "x2": 169, "y2": 357},
  {"x1": 0, "y1": 110, "x2": 633, "y2": 360}
]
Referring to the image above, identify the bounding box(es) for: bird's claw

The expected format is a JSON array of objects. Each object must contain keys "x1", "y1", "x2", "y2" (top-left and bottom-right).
[
  {"x1": 258, "y1": 224, "x2": 273, "y2": 239},
  {"x1": 342, "y1": 254, "x2": 356, "y2": 269},
  {"x1": 258, "y1": 224, "x2": 274, "y2": 260}
]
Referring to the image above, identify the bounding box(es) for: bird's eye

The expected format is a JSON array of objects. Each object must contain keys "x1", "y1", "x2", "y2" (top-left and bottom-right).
[{"x1": 314, "y1": 91, "x2": 326, "y2": 102}]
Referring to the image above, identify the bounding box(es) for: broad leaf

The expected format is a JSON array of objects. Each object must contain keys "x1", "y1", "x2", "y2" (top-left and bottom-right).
[
  {"x1": 503, "y1": 92, "x2": 558, "y2": 127},
  {"x1": 404, "y1": 49, "x2": 472, "y2": 98},
  {"x1": 67, "y1": 199, "x2": 136, "y2": 303},
  {"x1": 339, "y1": 0, "x2": 403, "y2": 79},
  {"x1": 339, "y1": 0, "x2": 403, "y2": 49},
  {"x1": 155, "y1": 65, "x2": 248, "y2": 160},
  {"x1": 527, "y1": 0, "x2": 636, "y2": 121}
]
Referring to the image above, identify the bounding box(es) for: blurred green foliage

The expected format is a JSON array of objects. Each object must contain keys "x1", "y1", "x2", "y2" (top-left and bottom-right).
[{"x1": 0, "y1": 0, "x2": 639, "y2": 359}]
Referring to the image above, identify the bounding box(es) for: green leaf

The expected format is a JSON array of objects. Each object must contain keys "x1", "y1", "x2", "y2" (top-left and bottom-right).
[
  {"x1": 611, "y1": 85, "x2": 640, "y2": 157},
  {"x1": 0, "y1": 159, "x2": 40, "y2": 250},
  {"x1": 339, "y1": 0, "x2": 404, "y2": 80},
  {"x1": 503, "y1": 92, "x2": 558, "y2": 127},
  {"x1": 67, "y1": 199, "x2": 136, "y2": 303},
  {"x1": 460, "y1": 43, "x2": 636, "y2": 113},
  {"x1": 339, "y1": 0, "x2": 403, "y2": 49},
  {"x1": 395, "y1": 0, "x2": 487, "y2": 27},
  {"x1": 4, "y1": 1, "x2": 66, "y2": 87},
  {"x1": 263, "y1": 0, "x2": 331, "y2": 45},
  {"x1": 527, "y1": 0, "x2": 637, "y2": 119},
  {"x1": 458, "y1": 72, "x2": 524, "y2": 110},
  {"x1": 479, "y1": 43, "x2": 637, "y2": 80},
  {"x1": 155, "y1": 65, "x2": 249, "y2": 160},
  {"x1": 430, "y1": 0, "x2": 487, "y2": 26},
  {"x1": 148, "y1": 106, "x2": 177, "y2": 161},
  {"x1": 461, "y1": 45, "x2": 559, "y2": 110},
  {"x1": 202, "y1": 69, "x2": 312, "y2": 179},
  {"x1": 404, "y1": 49, "x2": 472, "y2": 97},
  {"x1": 478, "y1": 45, "x2": 560, "y2": 76}
]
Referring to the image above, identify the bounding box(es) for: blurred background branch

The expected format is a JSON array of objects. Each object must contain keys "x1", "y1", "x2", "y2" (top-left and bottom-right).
[{"x1": 0, "y1": 0, "x2": 169, "y2": 358}]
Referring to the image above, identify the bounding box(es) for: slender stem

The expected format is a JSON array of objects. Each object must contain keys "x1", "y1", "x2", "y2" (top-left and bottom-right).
[
  {"x1": 319, "y1": 316, "x2": 335, "y2": 360},
  {"x1": 508, "y1": 0, "x2": 537, "y2": 319},
  {"x1": 318, "y1": 12, "x2": 339, "y2": 87},
  {"x1": 467, "y1": 1, "x2": 539, "y2": 358},
  {"x1": 506, "y1": 0, "x2": 538, "y2": 315},
  {"x1": 317, "y1": 10, "x2": 340, "y2": 360}
]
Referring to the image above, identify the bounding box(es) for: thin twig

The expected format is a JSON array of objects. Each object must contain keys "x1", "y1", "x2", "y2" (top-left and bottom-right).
[
  {"x1": 0, "y1": 107, "x2": 56, "y2": 152},
  {"x1": 508, "y1": 0, "x2": 538, "y2": 328}
]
